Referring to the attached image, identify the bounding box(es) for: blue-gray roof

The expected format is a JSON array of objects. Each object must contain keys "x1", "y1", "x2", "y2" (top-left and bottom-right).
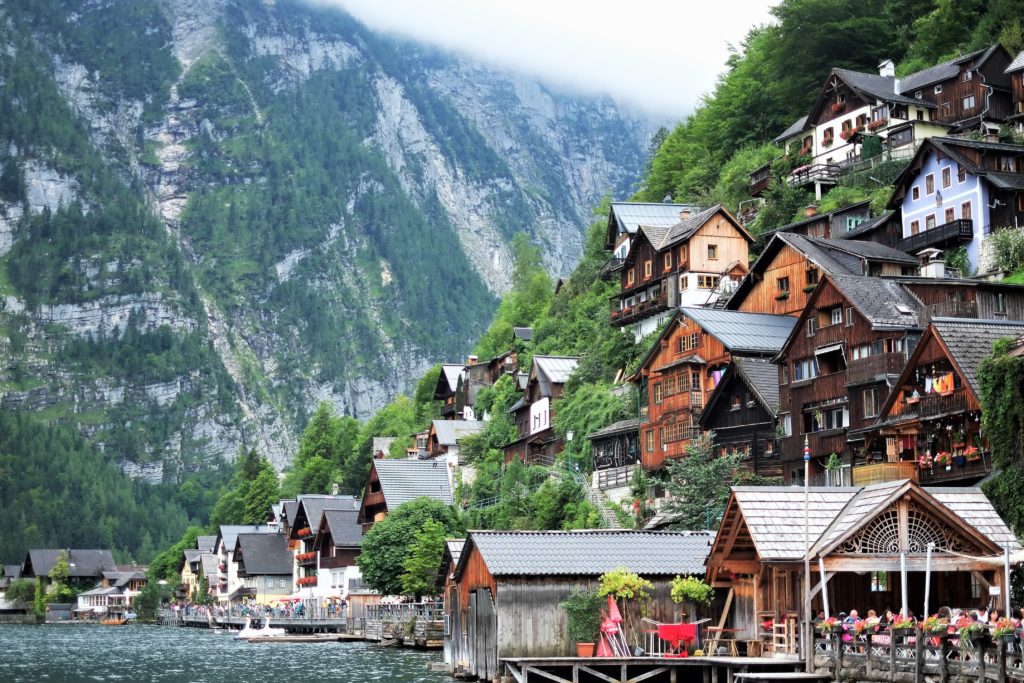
[
  {"x1": 373, "y1": 458, "x2": 454, "y2": 509},
  {"x1": 610, "y1": 202, "x2": 701, "y2": 237},
  {"x1": 462, "y1": 530, "x2": 713, "y2": 577},
  {"x1": 774, "y1": 115, "x2": 809, "y2": 143},
  {"x1": 679, "y1": 308, "x2": 798, "y2": 355},
  {"x1": 432, "y1": 419, "x2": 486, "y2": 446},
  {"x1": 1007, "y1": 51, "x2": 1024, "y2": 74}
]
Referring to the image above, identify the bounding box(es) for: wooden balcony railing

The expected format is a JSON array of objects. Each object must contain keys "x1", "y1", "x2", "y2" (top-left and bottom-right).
[
  {"x1": 897, "y1": 219, "x2": 973, "y2": 254},
  {"x1": 787, "y1": 164, "x2": 840, "y2": 187},
  {"x1": 846, "y1": 352, "x2": 906, "y2": 385},
  {"x1": 788, "y1": 372, "x2": 847, "y2": 409},
  {"x1": 892, "y1": 387, "x2": 970, "y2": 420},
  {"x1": 806, "y1": 429, "x2": 848, "y2": 459},
  {"x1": 610, "y1": 288, "x2": 669, "y2": 327},
  {"x1": 922, "y1": 299, "x2": 977, "y2": 324},
  {"x1": 918, "y1": 452, "x2": 992, "y2": 484},
  {"x1": 851, "y1": 460, "x2": 918, "y2": 486},
  {"x1": 599, "y1": 258, "x2": 628, "y2": 281},
  {"x1": 811, "y1": 322, "x2": 845, "y2": 346}
]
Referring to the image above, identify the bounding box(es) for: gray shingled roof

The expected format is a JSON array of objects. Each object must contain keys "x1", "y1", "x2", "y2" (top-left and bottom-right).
[
  {"x1": 513, "y1": 327, "x2": 533, "y2": 341},
  {"x1": 931, "y1": 318, "x2": 1024, "y2": 397},
  {"x1": 373, "y1": 458, "x2": 454, "y2": 509},
  {"x1": 439, "y1": 364, "x2": 464, "y2": 393},
  {"x1": 3, "y1": 565, "x2": 21, "y2": 580},
  {"x1": 197, "y1": 535, "x2": 217, "y2": 553},
  {"x1": 733, "y1": 357, "x2": 781, "y2": 415},
  {"x1": 785, "y1": 234, "x2": 917, "y2": 274},
  {"x1": 610, "y1": 202, "x2": 701, "y2": 237},
  {"x1": 199, "y1": 553, "x2": 219, "y2": 579},
  {"x1": 1007, "y1": 51, "x2": 1024, "y2": 74},
  {"x1": 293, "y1": 495, "x2": 360, "y2": 536},
  {"x1": 835, "y1": 212, "x2": 894, "y2": 240},
  {"x1": 462, "y1": 530, "x2": 713, "y2": 577},
  {"x1": 218, "y1": 525, "x2": 274, "y2": 555},
  {"x1": 899, "y1": 47, "x2": 995, "y2": 93},
  {"x1": 828, "y1": 273, "x2": 922, "y2": 329},
  {"x1": 183, "y1": 549, "x2": 203, "y2": 565},
  {"x1": 586, "y1": 417, "x2": 640, "y2": 441},
  {"x1": 282, "y1": 501, "x2": 300, "y2": 529},
  {"x1": 432, "y1": 419, "x2": 487, "y2": 446},
  {"x1": 774, "y1": 115, "x2": 809, "y2": 143},
  {"x1": 320, "y1": 509, "x2": 363, "y2": 547},
  {"x1": 833, "y1": 68, "x2": 926, "y2": 107},
  {"x1": 680, "y1": 308, "x2": 797, "y2": 355},
  {"x1": 730, "y1": 482, "x2": 1019, "y2": 562},
  {"x1": 24, "y1": 550, "x2": 116, "y2": 578},
  {"x1": 533, "y1": 356, "x2": 579, "y2": 396},
  {"x1": 235, "y1": 533, "x2": 293, "y2": 576},
  {"x1": 447, "y1": 540, "x2": 464, "y2": 568}
]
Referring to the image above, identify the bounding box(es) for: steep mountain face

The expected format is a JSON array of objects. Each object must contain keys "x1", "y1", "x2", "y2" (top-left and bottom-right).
[{"x1": 0, "y1": 0, "x2": 653, "y2": 477}]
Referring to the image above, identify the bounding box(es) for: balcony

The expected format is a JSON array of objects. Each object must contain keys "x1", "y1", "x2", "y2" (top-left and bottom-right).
[
  {"x1": 806, "y1": 429, "x2": 848, "y2": 459},
  {"x1": 787, "y1": 164, "x2": 840, "y2": 188},
  {"x1": 610, "y1": 288, "x2": 669, "y2": 327},
  {"x1": 296, "y1": 551, "x2": 317, "y2": 565},
  {"x1": 922, "y1": 299, "x2": 977, "y2": 324},
  {"x1": 846, "y1": 352, "x2": 906, "y2": 385},
  {"x1": 599, "y1": 258, "x2": 628, "y2": 281},
  {"x1": 749, "y1": 163, "x2": 772, "y2": 196},
  {"x1": 897, "y1": 219, "x2": 973, "y2": 254},
  {"x1": 892, "y1": 387, "x2": 970, "y2": 421},
  {"x1": 851, "y1": 460, "x2": 918, "y2": 486},
  {"x1": 788, "y1": 372, "x2": 847, "y2": 410},
  {"x1": 811, "y1": 322, "x2": 845, "y2": 346},
  {"x1": 917, "y1": 452, "x2": 992, "y2": 484}
]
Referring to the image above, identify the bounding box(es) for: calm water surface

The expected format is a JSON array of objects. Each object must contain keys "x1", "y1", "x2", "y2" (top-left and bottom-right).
[{"x1": 0, "y1": 624, "x2": 449, "y2": 683}]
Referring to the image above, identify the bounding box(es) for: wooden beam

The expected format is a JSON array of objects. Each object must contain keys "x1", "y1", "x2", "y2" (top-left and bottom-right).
[
  {"x1": 808, "y1": 572, "x2": 834, "y2": 601},
  {"x1": 717, "y1": 587, "x2": 735, "y2": 630},
  {"x1": 971, "y1": 571, "x2": 992, "y2": 589},
  {"x1": 524, "y1": 665, "x2": 571, "y2": 683},
  {"x1": 578, "y1": 665, "x2": 621, "y2": 683},
  {"x1": 505, "y1": 663, "x2": 526, "y2": 683},
  {"x1": 628, "y1": 667, "x2": 671, "y2": 683}
]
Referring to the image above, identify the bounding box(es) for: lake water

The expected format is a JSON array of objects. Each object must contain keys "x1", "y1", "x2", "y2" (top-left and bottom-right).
[{"x1": 0, "y1": 623, "x2": 450, "y2": 682}]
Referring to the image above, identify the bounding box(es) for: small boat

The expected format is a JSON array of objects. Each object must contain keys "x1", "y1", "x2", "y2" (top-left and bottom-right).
[
  {"x1": 100, "y1": 617, "x2": 128, "y2": 626},
  {"x1": 235, "y1": 617, "x2": 260, "y2": 639},
  {"x1": 257, "y1": 617, "x2": 287, "y2": 637}
]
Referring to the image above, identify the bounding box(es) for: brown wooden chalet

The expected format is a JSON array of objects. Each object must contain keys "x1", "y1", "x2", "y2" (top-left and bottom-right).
[
  {"x1": 834, "y1": 211, "x2": 904, "y2": 249},
  {"x1": 602, "y1": 201, "x2": 701, "y2": 253},
  {"x1": 760, "y1": 202, "x2": 872, "y2": 243},
  {"x1": 504, "y1": 355, "x2": 578, "y2": 465},
  {"x1": 1010, "y1": 51, "x2": 1024, "y2": 129},
  {"x1": 312, "y1": 508, "x2": 362, "y2": 575},
  {"x1": 289, "y1": 495, "x2": 359, "y2": 589},
  {"x1": 726, "y1": 232, "x2": 918, "y2": 317},
  {"x1": 627, "y1": 307, "x2": 796, "y2": 471},
  {"x1": 609, "y1": 205, "x2": 752, "y2": 335},
  {"x1": 874, "y1": 318, "x2": 1024, "y2": 487},
  {"x1": 697, "y1": 357, "x2": 783, "y2": 477},
  {"x1": 586, "y1": 417, "x2": 640, "y2": 472},
  {"x1": 775, "y1": 274, "x2": 923, "y2": 484},
  {"x1": 706, "y1": 481, "x2": 1019, "y2": 647},
  {"x1": 357, "y1": 458, "x2": 454, "y2": 531},
  {"x1": 434, "y1": 363, "x2": 466, "y2": 419}
]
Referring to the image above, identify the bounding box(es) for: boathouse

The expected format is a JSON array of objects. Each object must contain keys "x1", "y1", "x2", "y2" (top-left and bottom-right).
[
  {"x1": 447, "y1": 530, "x2": 713, "y2": 681},
  {"x1": 706, "y1": 480, "x2": 1018, "y2": 655}
]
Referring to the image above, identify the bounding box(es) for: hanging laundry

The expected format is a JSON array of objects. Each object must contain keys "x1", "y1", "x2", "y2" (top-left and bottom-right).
[
  {"x1": 712, "y1": 369, "x2": 723, "y2": 387},
  {"x1": 924, "y1": 377, "x2": 933, "y2": 394}
]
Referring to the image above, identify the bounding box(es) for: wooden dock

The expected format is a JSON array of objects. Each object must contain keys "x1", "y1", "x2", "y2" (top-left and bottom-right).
[{"x1": 502, "y1": 655, "x2": 804, "y2": 683}]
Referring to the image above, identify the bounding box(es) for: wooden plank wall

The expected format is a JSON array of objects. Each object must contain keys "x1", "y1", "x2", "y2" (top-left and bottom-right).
[
  {"x1": 736, "y1": 244, "x2": 817, "y2": 316},
  {"x1": 689, "y1": 214, "x2": 750, "y2": 274}
]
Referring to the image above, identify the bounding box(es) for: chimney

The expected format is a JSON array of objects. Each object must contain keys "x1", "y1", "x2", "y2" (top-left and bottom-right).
[
  {"x1": 917, "y1": 248, "x2": 945, "y2": 278},
  {"x1": 331, "y1": 482, "x2": 339, "y2": 496},
  {"x1": 804, "y1": 204, "x2": 819, "y2": 218},
  {"x1": 679, "y1": 209, "x2": 691, "y2": 220},
  {"x1": 878, "y1": 59, "x2": 895, "y2": 78},
  {"x1": 467, "y1": 355, "x2": 478, "y2": 366}
]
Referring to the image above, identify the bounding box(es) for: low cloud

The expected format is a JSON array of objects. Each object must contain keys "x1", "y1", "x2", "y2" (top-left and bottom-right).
[{"x1": 309, "y1": 0, "x2": 777, "y2": 119}]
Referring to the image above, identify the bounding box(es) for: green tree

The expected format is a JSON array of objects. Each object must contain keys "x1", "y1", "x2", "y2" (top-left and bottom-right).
[
  {"x1": 663, "y1": 434, "x2": 746, "y2": 530},
  {"x1": 133, "y1": 579, "x2": 169, "y2": 622},
  {"x1": 400, "y1": 519, "x2": 447, "y2": 597},
  {"x1": 358, "y1": 498, "x2": 461, "y2": 595},
  {"x1": 147, "y1": 527, "x2": 203, "y2": 583},
  {"x1": 5, "y1": 579, "x2": 36, "y2": 605}
]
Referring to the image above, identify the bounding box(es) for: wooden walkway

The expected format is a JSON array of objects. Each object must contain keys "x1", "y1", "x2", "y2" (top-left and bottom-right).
[
  {"x1": 502, "y1": 655, "x2": 804, "y2": 683},
  {"x1": 162, "y1": 613, "x2": 351, "y2": 634}
]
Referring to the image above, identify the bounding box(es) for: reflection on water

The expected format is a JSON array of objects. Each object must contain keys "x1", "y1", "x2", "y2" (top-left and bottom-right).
[{"x1": 0, "y1": 623, "x2": 449, "y2": 683}]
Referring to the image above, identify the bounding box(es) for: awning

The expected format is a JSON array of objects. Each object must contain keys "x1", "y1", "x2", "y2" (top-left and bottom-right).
[{"x1": 815, "y1": 342, "x2": 845, "y2": 356}]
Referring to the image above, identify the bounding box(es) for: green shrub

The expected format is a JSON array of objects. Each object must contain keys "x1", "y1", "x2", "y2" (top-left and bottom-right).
[{"x1": 989, "y1": 228, "x2": 1024, "y2": 273}]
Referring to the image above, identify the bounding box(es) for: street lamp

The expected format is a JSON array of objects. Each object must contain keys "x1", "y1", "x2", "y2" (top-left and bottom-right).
[{"x1": 804, "y1": 435, "x2": 812, "y2": 673}]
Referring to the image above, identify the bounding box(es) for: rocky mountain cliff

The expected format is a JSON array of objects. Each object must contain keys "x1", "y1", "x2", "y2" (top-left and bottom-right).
[{"x1": 0, "y1": 0, "x2": 654, "y2": 478}]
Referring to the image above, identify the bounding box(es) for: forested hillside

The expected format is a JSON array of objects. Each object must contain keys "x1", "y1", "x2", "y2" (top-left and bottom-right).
[{"x1": 0, "y1": 0, "x2": 652, "y2": 562}]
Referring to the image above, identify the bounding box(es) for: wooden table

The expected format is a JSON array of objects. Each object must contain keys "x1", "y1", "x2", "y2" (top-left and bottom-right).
[{"x1": 705, "y1": 627, "x2": 742, "y2": 656}]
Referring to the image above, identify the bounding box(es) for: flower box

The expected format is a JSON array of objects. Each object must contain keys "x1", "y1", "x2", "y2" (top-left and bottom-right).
[
  {"x1": 821, "y1": 137, "x2": 834, "y2": 147},
  {"x1": 831, "y1": 102, "x2": 844, "y2": 113},
  {"x1": 867, "y1": 118, "x2": 887, "y2": 131},
  {"x1": 933, "y1": 452, "x2": 951, "y2": 466},
  {"x1": 964, "y1": 446, "x2": 981, "y2": 462},
  {"x1": 775, "y1": 291, "x2": 790, "y2": 301},
  {"x1": 840, "y1": 129, "x2": 855, "y2": 141}
]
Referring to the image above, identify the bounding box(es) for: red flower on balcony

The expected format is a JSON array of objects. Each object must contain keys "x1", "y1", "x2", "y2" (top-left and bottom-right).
[
  {"x1": 831, "y1": 102, "x2": 844, "y2": 113},
  {"x1": 840, "y1": 129, "x2": 855, "y2": 141},
  {"x1": 296, "y1": 551, "x2": 316, "y2": 562},
  {"x1": 867, "y1": 118, "x2": 887, "y2": 131},
  {"x1": 296, "y1": 527, "x2": 312, "y2": 537},
  {"x1": 297, "y1": 576, "x2": 318, "y2": 587},
  {"x1": 821, "y1": 137, "x2": 834, "y2": 147}
]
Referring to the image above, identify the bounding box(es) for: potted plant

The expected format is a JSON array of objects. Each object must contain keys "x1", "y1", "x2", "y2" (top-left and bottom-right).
[
  {"x1": 775, "y1": 290, "x2": 789, "y2": 301},
  {"x1": 958, "y1": 621, "x2": 985, "y2": 647},
  {"x1": 890, "y1": 614, "x2": 915, "y2": 633},
  {"x1": 993, "y1": 618, "x2": 1017, "y2": 642},
  {"x1": 934, "y1": 451, "x2": 951, "y2": 467},
  {"x1": 671, "y1": 575, "x2": 714, "y2": 621},
  {"x1": 964, "y1": 445, "x2": 981, "y2": 462},
  {"x1": 560, "y1": 588, "x2": 603, "y2": 657},
  {"x1": 921, "y1": 615, "x2": 949, "y2": 636},
  {"x1": 953, "y1": 452, "x2": 967, "y2": 467},
  {"x1": 598, "y1": 567, "x2": 654, "y2": 652},
  {"x1": 951, "y1": 430, "x2": 965, "y2": 448},
  {"x1": 817, "y1": 616, "x2": 841, "y2": 634}
]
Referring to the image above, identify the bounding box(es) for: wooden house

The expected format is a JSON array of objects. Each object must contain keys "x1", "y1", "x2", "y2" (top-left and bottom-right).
[
  {"x1": 586, "y1": 417, "x2": 640, "y2": 472},
  {"x1": 887, "y1": 136, "x2": 1024, "y2": 274},
  {"x1": 773, "y1": 46, "x2": 1013, "y2": 197},
  {"x1": 504, "y1": 355, "x2": 579, "y2": 465},
  {"x1": 76, "y1": 569, "x2": 147, "y2": 620},
  {"x1": 1009, "y1": 51, "x2": 1024, "y2": 131},
  {"x1": 438, "y1": 539, "x2": 465, "y2": 669},
  {"x1": 22, "y1": 550, "x2": 116, "y2": 590},
  {"x1": 835, "y1": 211, "x2": 903, "y2": 249},
  {"x1": 289, "y1": 495, "x2": 359, "y2": 596},
  {"x1": 726, "y1": 233, "x2": 918, "y2": 317},
  {"x1": 761, "y1": 202, "x2": 873, "y2": 242},
  {"x1": 312, "y1": 508, "x2": 364, "y2": 596},
  {"x1": 706, "y1": 481, "x2": 1019, "y2": 650},
  {"x1": 603, "y1": 201, "x2": 701, "y2": 253},
  {"x1": 427, "y1": 419, "x2": 486, "y2": 465},
  {"x1": 356, "y1": 458, "x2": 453, "y2": 531},
  {"x1": 233, "y1": 533, "x2": 293, "y2": 605},
  {"x1": 434, "y1": 363, "x2": 466, "y2": 419},
  {"x1": 609, "y1": 205, "x2": 752, "y2": 339},
  {"x1": 213, "y1": 525, "x2": 273, "y2": 602},
  {"x1": 628, "y1": 307, "x2": 796, "y2": 471},
  {"x1": 697, "y1": 357, "x2": 782, "y2": 477},
  {"x1": 774, "y1": 274, "x2": 923, "y2": 484},
  {"x1": 874, "y1": 318, "x2": 1024, "y2": 485},
  {"x1": 448, "y1": 530, "x2": 713, "y2": 681}
]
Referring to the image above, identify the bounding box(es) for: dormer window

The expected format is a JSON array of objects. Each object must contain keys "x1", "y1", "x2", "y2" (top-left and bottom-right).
[
  {"x1": 934, "y1": 84, "x2": 942, "y2": 94},
  {"x1": 914, "y1": 91, "x2": 922, "y2": 100},
  {"x1": 963, "y1": 69, "x2": 973, "y2": 82}
]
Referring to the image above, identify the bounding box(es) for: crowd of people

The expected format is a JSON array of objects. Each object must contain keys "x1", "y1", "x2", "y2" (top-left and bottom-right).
[
  {"x1": 167, "y1": 599, "x2": 347, "y2": 621},
  {"x1": 813, "y1": 604, "x2": 1024, "y2": 650}
]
